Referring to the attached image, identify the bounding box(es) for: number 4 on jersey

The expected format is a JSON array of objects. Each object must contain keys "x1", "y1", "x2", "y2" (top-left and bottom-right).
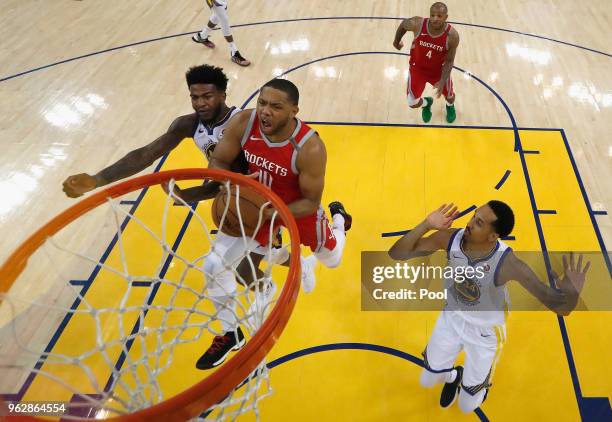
[{"x1": 426, "y1": 50, "x2": 432, "y2": 59}]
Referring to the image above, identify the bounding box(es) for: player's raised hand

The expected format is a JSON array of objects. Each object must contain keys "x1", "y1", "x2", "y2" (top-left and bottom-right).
[
  {"x1": 555, "y1": 252, "x2": 590, "y2": 295},
  {"x1": 62, "y1": 173, "x2": 97, "y2": 198},
  {"x1": 426, "y1": 203, "x2": 459, "y2": 230},
  {"x1": 393, "y1": 40, "x2": 404, "y2": 50}
]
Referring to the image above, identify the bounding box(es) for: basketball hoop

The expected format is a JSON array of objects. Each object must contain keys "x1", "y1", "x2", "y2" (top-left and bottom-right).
[{"x1": 0, "y1": 169, "x2": 301, "y2": 421}]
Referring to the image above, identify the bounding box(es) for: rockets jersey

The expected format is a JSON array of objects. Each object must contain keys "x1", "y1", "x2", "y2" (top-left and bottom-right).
[
  {"x1": 409, "y1": 18, "x2": 452, "y2": 77},
  {"x1": 444, "y1": 229, "x2": 512, "y2": 328},
  {"x1": 240, "y1": 109, "x2": 317, "y2": 205},
  {"x1": 192, "y1": 106, "x2": 240, "y2": 160}
]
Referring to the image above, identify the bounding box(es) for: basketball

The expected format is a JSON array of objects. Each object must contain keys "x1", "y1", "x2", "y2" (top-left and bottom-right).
[{"x1": 211, "y1": 184, "x2": 270, "y2": 237}]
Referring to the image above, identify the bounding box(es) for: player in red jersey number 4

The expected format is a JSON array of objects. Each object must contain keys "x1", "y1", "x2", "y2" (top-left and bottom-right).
[{"x1": 394, "y1": 2, "x2": 460, "y2": 123}]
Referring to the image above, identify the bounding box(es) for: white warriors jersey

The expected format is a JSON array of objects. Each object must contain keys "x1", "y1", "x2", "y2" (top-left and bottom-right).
[
  {"x1": 444, "y1": 228, "x2": 512, "y2": 327},
  {"x1": 192, "y1": 106, "x2": 240, "y2": 159}
]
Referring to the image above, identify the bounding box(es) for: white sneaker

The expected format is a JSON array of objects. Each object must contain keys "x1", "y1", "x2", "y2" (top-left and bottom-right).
[
  {"x1": 247, "y1": 278, "x2": 277, "y2": 329},
  {"x1": 300, "y1": 255, "x2": 317, "y2": 293},
  {"x1": 266, "y1": 247, "x2": 289, "y2": 265}
]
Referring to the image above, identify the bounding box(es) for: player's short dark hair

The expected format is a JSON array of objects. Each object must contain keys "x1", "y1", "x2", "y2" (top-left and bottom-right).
[
  {"x1": 262, "y1": 79, "x2": 299, "y2": 105},
  {"x1": 431, "y1": 2, "x2": 448, "y2": 14},
  {"x1": 487, "y1": 200, "x2": 515, "y2": 238},
  {"x1": 185, "y1": 64, "x2": 228, "y2": 91}
]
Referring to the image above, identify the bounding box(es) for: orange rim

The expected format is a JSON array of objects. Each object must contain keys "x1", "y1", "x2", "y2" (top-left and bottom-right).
[{"x1": 0, "y1": 169, "x2": 301, "y2": 421}]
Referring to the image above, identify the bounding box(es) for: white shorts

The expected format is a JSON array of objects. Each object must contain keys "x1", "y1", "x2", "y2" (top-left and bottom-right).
[{"x1": 423, "y1": 311, "x2": 505, "y2": 395}]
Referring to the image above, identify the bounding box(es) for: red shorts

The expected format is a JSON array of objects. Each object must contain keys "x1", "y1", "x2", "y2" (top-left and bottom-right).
[
  {"x1": 407, "y1": 67, "x2": 455, "y2": 100},
  {"x1": 254, "y1": 208, "x2": 337, "y2": 253}
]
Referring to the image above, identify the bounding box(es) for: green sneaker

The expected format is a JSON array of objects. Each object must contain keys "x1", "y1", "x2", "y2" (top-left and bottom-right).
[
  {"x1": 446, "y1": 103, "x2": 456, "y2": 123},
  {"x1": 421, "y1": 97, "x2": 433, "y2": 123}
]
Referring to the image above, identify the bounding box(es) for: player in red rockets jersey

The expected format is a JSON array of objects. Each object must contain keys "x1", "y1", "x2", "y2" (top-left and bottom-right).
[
  {"x1": 183, "y1": 79, "x2": 351, "y2": 370},
  {"x1": 393, "y1": 2, "x2": 460, "y2": 123},
  {"x1": 208, "y1": 78, "x2": 352, "y2": 294}
]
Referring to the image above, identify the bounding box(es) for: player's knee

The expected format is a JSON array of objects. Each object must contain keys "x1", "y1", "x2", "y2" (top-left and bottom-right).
[
  {"x1": 323, "y1": 255, "x2": 341, "y2": 269},
  {"x1": 419, "y1": 368, "x2": 441, "y2": 388},
  {"x1": 316, "y1": 248, "x2": 342, "y2": 269}
]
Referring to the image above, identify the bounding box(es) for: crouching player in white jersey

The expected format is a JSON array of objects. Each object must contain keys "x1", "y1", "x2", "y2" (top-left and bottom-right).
[{"x1": 389, "y1": 201, "x2": 590, "y2": 413}]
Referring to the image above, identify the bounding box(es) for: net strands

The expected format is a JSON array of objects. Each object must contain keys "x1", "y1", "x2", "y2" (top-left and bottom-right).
[{"x1": 0, "y1": 170, "x2": 299, "y2": 421}]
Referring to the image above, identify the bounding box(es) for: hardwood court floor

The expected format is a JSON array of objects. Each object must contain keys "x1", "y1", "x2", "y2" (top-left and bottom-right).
[{"x1": 1, "y1": 1, "x2": 611, "y2": 421}]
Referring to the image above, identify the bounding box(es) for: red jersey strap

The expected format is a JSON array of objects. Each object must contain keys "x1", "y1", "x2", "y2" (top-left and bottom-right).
[
  {"x1": 289, "y1": 128, "x2": 316, "y2": 174},
  {"x1": 418, "y1": 18, "x2": 427, "y2": 37},
  {"x1": 421, "y1": 18, "x2": 451, "y2": 38}
]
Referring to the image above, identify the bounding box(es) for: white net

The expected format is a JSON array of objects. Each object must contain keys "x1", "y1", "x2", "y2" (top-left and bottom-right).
[{"x1": 0, "y1": 173, "x2": 298, "y2": 421}]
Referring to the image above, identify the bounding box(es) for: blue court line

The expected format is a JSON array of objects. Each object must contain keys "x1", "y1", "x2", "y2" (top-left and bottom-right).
[
  {"x1": 537, "y1": 210, "x2": 558, "y2": 215},
  {"x1": 239, "y1": 52, "x2": 523, "y2": 154},
  {"x1": 1, "y1": 16, "x2": 610, "y2": 83},
  {"x1": 559, "y1": 129, "x2": 612, "y2": 277},
  {"x1": 381, "y1": 231, "x2": 517, "y2": 241},
  {"x1": 381, "y1": 230, "x2": 410, "y2": 238},
  {"x1": 131, "y1": 281, "x2": 152, "y2": 287},
  {"x1": 522, "y1": 150, "x2": 540, "y2": 154},
  {"x1": 284, "y1": 54, "x2": 610, "y2": 418},
  {"x1": 230, "y1": 17, "x2": 612, "y2": 59},
  {"x1": 4, "y1": 153, "x2": 171, "y2": 401},
  {"x1": 199, "y1": 343, "x2": 489, "y2": 421},
  {"x1": 380, "y1": 204, "x2": 476, "y2": 238},
  {"x1": 264, "y1": 343, "x2": 489, "y2": 422},
  {"x1": 307, "y1": 121, "x2": 564, "y2": 131},
  {"x1": 512, "y1": 133, "x2": 612, "y2": 419},
  {"x1": 456, "y1": 205, "x2": 477, "y2": 219},
  {"x1": 593, "y1": 211, "x2": 608, "y2": 216},
  {"x1": 103, "y1": 207, "x2": 197, "y2": 393},
  {"x1": 173, "y1": 201, "x2": 198, "y2": 209},
  {"x1": 240, "y1": 52, "x2": 523, "y2": 154},
  {"x1": 494, "y1": 170, "x2": 511, "y2": 190},
  {"x1": 120, "y1": 200, "x2": 137, "y2": 205}
]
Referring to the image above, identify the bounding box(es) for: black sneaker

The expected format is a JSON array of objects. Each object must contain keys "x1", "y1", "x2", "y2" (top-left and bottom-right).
[
  {"x1": 195, "y1": 327, "x2": 246, "y2": 370},
  {"x1": 231, "y1": 51, "x2": 251, "y2": 67},
  {"x1": 328, "y1": 201, "x2": 352, "y2": 231},
  {"x1": 440, "y1": 366, "x2": 463, "y2": 408},
  {"x1": 192, "y1": 33, "x2": 215, "y2": 49}
]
